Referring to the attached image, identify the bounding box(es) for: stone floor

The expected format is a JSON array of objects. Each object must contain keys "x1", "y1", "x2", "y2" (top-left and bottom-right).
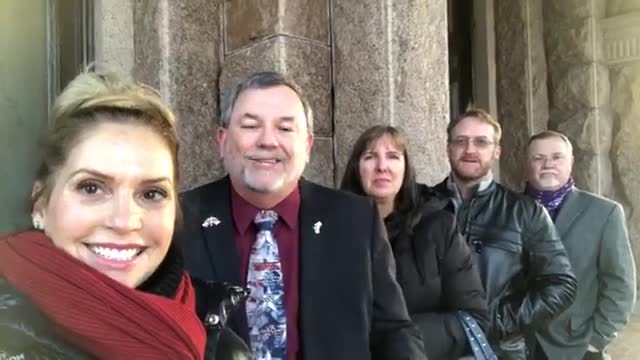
[{"x1": 609, "y1": 314, "x2": 640, "y2": 359}]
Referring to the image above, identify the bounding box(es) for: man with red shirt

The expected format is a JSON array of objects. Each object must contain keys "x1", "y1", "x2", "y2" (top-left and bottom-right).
[{"x1": 175, "y1": 71, "x2": 426, "y2": 360}]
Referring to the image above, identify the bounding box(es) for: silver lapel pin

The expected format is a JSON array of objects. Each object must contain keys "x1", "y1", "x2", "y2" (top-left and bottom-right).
[
  {"x1": 202, "y1": 216, "x2": 221, "y2": 228},
  {"x1": 313, "y1": 221, "x2": 322, "y2": 234}
]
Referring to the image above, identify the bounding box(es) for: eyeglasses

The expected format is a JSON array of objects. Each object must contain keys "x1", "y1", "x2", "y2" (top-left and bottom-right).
[
  {"x1": 449, "y1": 137, "x2": 495, "y2": 149},
  {"x1": 529, "y1": 154, "x2": 569, "y2": 163}
]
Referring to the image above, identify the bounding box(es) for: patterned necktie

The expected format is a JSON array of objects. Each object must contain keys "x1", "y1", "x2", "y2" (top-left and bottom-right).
[{"x1": 245, "y1": 210, "x2": 287, "y2": 360}]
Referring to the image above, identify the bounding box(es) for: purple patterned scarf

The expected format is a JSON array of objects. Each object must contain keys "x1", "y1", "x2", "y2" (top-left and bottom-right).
[{"x1": 525, "y1": 178, "x2": 575, "y2": 219}]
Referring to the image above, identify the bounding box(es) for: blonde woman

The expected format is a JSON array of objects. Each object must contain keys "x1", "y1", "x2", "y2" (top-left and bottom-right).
[{"x1": 0, "y1": 72, "x2": 250, "y2": 359}]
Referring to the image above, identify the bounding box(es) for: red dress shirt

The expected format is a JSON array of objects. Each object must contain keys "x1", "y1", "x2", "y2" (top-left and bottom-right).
[{"x1": 231, "y1": 185, "x2": 300, "y2": 360}]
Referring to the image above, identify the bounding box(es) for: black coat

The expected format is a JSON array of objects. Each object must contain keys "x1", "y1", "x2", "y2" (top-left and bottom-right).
[
  {"x1": 387, "y1": 199, "x2": 489, "y2": 360},
  {"x1": 433, "y1": 178, "x2": 577, "y2": 359},
  {"x1": 174, "y1": 176, "x2": 427, "y2": 360}
]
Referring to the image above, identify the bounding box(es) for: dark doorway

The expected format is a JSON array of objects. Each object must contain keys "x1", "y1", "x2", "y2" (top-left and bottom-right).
[{"x1": 448, "y1": 0, "x2": 474, "y2": 120}]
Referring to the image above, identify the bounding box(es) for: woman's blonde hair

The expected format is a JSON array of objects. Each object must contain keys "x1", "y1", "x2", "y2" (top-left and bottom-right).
[{"x1": 33, "y1": 72, "x2": 181, "y2": 221}]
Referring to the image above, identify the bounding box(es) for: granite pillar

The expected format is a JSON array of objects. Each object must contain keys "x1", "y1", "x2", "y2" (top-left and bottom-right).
[
  {"x1": 333, "y1": 0, "x2": 450, "y2": 186},
  {"x1": 543, "y1": 0, "x2": 612, "y2": 195},
  {"x1": 603, "y1": 6, "x2": 640, "y2": 289},
  {"x1": 221, "y1": 0, "x2": 333, "y2": 187},
  {"x1": 133, "y1": 0, "x2": 222, "y2": 191},
  {"x1": 94, "y1": 0, "x2": 134, "y2": 79},
  {"x1": 494, "y1": 0, "x2": 549, "y2": 190}
]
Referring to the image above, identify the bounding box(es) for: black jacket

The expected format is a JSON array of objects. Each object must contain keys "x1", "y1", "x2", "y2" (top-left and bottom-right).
[
  {"x1": 175, "y1": 177, "x2": 427, "y2": 360},
  {"x1": 433, "y1": 178, "x2": 577, "y2": 358},
  {"x1": 387, "y1": 196, "x2": 488, "y2": 360},
  {"x1": 0, "y1": 245, "x2": 251, "y2": 360}
]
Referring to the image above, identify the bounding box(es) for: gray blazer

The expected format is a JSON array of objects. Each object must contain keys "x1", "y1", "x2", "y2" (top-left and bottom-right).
[{"x1": 536, "y1": 189, "x2": 636, "y2": 359}]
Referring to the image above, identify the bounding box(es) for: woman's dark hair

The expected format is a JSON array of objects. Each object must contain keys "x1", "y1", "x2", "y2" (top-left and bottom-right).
[{"x1": 340, "y1": 125, "x2": 423, "y2": 242}]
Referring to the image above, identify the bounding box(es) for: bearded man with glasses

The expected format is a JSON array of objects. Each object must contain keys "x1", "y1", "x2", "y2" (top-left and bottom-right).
[{"x1": 432, "y1": 108, "x2": 577, "y2": 359}]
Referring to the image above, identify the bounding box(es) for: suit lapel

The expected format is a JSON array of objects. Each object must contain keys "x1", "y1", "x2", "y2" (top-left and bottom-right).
[
  {"x1": 554, "y1": 189, "x2": 587, "y2": 237},
  {"x1": 197, "y1": 177, "x2": 250, "y2": 340},
  {"x1": 200, "y1": 177, "x2": 242, "y2": 286}
]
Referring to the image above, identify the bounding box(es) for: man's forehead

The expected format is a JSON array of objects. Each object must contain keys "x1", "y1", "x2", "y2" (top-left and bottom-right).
[
  {"x1": 452, "y1": 117, "x2": 495, "y2": 137},
  {"x1": 237, "y1": 86, "x2": 302, "y2": 104},
  {"x1": 528, "y1": 137, "x2": 571, "y2": 153},
  {"x1": 233, "y1": 87, "x2": 303, "y2": 116},
  {"x1": 530, "y1": 136, "x2": 568, "y2": 147}
]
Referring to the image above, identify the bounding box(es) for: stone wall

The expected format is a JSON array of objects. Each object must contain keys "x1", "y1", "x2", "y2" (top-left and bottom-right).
[
  {"x1": 94, "y1": 0, "x2": 134, "y2": 78},
  {"x1": 603, "y1": 3, "x2": 640, "y2": 288},
  {"x1": 609, "y1": 62, "x2": 640, "y2": 288},
  {"x1": 494, "y1": 0, "x2": 549, "y2": 190},
  {"x1": 96, "y1": 0, "x2": 451, "y2": 190},
  {"x1": 544, "y1": 0, "x2": 613, "y2": 196},
  {"x1": 333, "y1": 0, "x2": 450, "y2": 186},
  {"x1": 132, "y1": 0, "x2": 223, "y2": 191}
]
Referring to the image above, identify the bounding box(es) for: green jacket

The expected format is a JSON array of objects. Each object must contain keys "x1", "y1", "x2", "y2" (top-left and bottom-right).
[{"x1": 533, "y1": 189, "x2": 636, "y2": 359}]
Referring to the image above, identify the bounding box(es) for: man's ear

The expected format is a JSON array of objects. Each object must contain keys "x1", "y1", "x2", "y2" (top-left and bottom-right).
[
  {"x1": 569, "y1": 155, "x2": 575, "y2": 171},
  {"x1": 305, "y1": 132, "x2": 314, "y2": 163},
  {"x1": 216, "y1": 126, "x2": 227, "y2": 157},
  {"x1": 494, "y1": 145, "x2": 501, "y2": 160}
]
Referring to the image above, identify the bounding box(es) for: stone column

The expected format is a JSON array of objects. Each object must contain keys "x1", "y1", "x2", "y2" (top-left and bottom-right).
[
  {"x1": 603, "y1": 4, "x2": 640, "y2": 288},
  {"x1": 94, "y1": 0, "x2": 134, "y2": 79},
  {"x1": 133, "y1": 0, "x2": 222, "y2": 191},
  {"x1": 333, "y1": 0, "x2": 450, "y2": 186},
  {"x1": 543, "y1": 0, "x2": 612, "y2": 195},
  {"x1": 220, "y1": 1, "x2": 333, "y2": 187},
  {"x1": 494, "y1": 0, "x2": 549, "y2": 190}
]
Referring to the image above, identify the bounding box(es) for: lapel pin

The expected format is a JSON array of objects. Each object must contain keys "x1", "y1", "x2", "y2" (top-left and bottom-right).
[
  {"x1": 313, "y1": 221, "x2": 322, "y2": 234},
  {"x1": 202, "y1": 216, "x2": 221, "y2": 228}
]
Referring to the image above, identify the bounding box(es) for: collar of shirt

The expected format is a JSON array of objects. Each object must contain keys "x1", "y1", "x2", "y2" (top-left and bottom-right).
[
  {"x1": 230, "y1": 183, "x2": 301, "y2": 235},
  {"x1": 447, "y1": 173, "x2": 494, "y2": 210}
]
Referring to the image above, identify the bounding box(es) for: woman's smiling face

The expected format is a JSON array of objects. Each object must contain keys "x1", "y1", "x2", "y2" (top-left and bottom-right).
[{"x1": 34, "y1": 121, "x2": 176, "y2": 288}]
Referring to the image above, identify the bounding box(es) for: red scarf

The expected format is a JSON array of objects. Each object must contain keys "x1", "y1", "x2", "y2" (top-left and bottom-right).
[{"x1": 0, "y1": 231, "x2": 206, "y2": 359}]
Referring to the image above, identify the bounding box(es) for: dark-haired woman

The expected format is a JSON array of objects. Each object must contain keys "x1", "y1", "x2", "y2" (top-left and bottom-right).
[{"x1": 341, "y1": 125, "x2": 488, "y2": 359}]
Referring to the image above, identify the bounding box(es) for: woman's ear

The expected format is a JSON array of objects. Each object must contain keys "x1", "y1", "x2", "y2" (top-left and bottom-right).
[
  {"x1": 31, "y1": 181, "x2": 43, "y2": 208},
  {"x1": 31, "y1": 181, "x2": 46, "y2": 230}
]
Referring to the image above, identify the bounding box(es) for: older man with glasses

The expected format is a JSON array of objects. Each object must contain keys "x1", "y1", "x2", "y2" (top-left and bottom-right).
[{"x1": 524, "y1": 130, "x2": 635, "y2": 360}]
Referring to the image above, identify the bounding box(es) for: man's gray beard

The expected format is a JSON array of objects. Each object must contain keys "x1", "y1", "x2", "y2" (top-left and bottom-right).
[
  {"x1": 534, "y1": 177, "x2": 562, "y2": 191},
  {"x1": 243, "y1": 170, "x2": 286, "y2": 194}
]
